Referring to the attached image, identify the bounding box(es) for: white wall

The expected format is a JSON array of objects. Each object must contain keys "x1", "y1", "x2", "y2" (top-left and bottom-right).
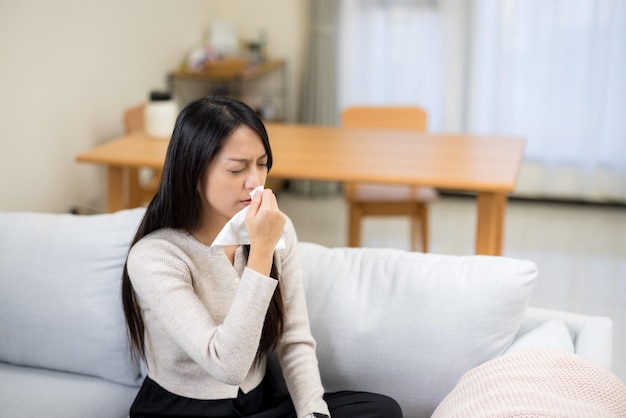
[{"x1": 0, "y1": 0, "x2": 308, "y2": 213}]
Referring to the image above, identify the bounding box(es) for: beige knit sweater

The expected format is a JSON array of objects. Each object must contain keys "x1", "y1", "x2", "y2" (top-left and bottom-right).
[{"x1": 127, "y1": 219, "x2": 329, "y2": 417}]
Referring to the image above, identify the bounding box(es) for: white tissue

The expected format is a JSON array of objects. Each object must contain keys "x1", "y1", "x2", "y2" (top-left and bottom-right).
[
  {"x1": 210, "y1": 186, "x2": 286, "y2": 249},
  {"x1": 250, "y1": 185, "x2": 264, "y2": 200}
]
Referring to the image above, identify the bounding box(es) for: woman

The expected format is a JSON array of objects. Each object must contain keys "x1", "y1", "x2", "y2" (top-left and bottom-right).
[{"x1": 122, "y1": 96, "x2": 402, "y2": 418}]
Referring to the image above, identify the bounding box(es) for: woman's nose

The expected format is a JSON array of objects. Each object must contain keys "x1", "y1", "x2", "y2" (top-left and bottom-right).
[{"x1": 245, "y1": 169, "x2": 263, "y2": 190}]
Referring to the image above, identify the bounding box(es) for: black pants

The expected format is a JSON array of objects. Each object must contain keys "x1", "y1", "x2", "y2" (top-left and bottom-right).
[{"x1": 130, "y1": 373, "x2": 403, "y2": 418}]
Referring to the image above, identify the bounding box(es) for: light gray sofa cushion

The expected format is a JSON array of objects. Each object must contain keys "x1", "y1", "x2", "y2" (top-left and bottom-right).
[
  {"x1": 298, "y1": 242, "x2": 538, "y2": 418},
  {"x1": 0, "y1": 208, "x2": 145, "y2": 386},
  {"x1": 0, "y1": 362, "x2": 137, "y2": 418},
  {"x1": 504, "y1": 319, "x2": 575, "y2": 355},
  {"x1": 517, "y1": 306, "x2": 613, "y2": 369}
]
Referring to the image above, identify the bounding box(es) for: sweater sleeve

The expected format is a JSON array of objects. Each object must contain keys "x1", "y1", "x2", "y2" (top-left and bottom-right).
[
  {"x1": 275, "y1": 220, "x2": 330, "y2": 417},
  {"x1": 127, "y1": 235, "x2": 278, "y2": 386}
]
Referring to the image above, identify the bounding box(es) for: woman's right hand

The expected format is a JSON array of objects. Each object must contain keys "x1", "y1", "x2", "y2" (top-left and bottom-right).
[{"x1": 245, "y1": 188, "x2": 286, "y2": 276}]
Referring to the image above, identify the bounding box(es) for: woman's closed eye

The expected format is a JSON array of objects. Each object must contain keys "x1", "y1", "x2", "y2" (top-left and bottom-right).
[
  {"x1": 228, "y1": 165, "x2": 246, "y2": 174},
  {"x1": 227, "y1": 156, "x2": 267, "y2": 174}
]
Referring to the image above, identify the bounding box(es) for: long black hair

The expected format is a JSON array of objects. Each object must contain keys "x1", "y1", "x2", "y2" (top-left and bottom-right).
[{"x1": 122, "y1": 96, "x2": 284, "y2": 365}]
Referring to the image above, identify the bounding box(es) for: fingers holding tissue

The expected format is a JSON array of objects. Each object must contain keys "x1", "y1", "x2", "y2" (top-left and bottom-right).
[
  {"x1": 246, "y1": 187, "x2": 286, "y2": 250},
  {"x1": 209, "y1": 186, "x2": 286, "y2": 250}
]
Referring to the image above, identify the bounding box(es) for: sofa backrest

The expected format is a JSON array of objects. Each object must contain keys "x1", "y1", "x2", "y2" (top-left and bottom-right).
[
  {"x1": 297, "y1": 242, "x2": 538, "y2": 418},
  {"x1": 0, "y1": 208, "x2": 146, "y2": 387},
  {"x1": 0, "y1": 208, "x2": 539, "y2": 417}
]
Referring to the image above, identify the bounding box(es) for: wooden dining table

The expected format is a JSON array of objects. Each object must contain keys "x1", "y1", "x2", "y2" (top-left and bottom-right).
[{"x1": 76, "y1": 122, "x2": 525, "y2": 255}]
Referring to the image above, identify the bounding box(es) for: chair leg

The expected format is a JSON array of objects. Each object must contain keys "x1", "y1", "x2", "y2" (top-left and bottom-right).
[
  {"x1": 410, "y1": 204, "x2": 429, "y2": 253},
  {"x1": 421, "y1": 204, "x2": 429, "y2": 253},
  {"x1": 410, "y1": 212, "x2": 419, "y2": 252},
  {"x1": 348, "y1": 202, "x2": 363, "y2": 247}
]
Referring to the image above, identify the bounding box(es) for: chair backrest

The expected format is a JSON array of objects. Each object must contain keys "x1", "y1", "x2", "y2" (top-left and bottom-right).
[
  {"x1": 123, "y1": 103, "x2": 146, "y2": 134},
  {"x1": 341, "y1": 106, "x2": 427, "y2": 132}
]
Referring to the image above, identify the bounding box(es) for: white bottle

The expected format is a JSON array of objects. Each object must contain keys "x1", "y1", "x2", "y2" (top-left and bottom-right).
[{"x1": 144, "y1": 92, "x2": 178, "y2": 139}]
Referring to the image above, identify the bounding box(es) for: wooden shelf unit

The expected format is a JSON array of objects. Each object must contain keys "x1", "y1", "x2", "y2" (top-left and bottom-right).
[{"x1": 168, "y1": 59, "x2": 287, "y2": 121}]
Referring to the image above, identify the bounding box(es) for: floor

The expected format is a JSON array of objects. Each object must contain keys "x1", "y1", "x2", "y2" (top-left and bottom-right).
[{"x1": 276, "y1": 188, "x2": 626, "y2": 384}]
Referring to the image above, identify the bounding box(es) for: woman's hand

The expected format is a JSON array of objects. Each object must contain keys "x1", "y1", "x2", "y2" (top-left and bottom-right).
[{"x1": 245, "y1": 188, "x2": 286, "y2": 276}]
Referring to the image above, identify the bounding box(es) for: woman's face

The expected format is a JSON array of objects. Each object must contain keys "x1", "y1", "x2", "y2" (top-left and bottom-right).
[{"x1": 199, "y1": 125, "x2": 269, "y2": 229}]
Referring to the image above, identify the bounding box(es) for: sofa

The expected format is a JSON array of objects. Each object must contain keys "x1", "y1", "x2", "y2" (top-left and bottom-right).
[{"x1": 0, "y1": 208, "x2": 619, "y2": 417}]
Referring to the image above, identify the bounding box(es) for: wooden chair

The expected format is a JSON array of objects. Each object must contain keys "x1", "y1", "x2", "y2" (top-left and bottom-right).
[
  {"x1": 123, "y1": 103, "x2": 162, "y2": 207},
  {"x1": 342, "y1": 106, "x2": 438, "y2": 252}
]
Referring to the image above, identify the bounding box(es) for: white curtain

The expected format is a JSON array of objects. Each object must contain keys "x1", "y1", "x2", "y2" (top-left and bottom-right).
[
  {"x1": 338, "y1": 0, "x2": 446, "y2": 132},
  {"x1": 292, "y1": 0, "x2": 342, "y2": 196},
  {"x1": 300, "y1": 0, "x2": 340, "y2": 125},
  {"x1": 337, "y1": 0, "x2": 626, "y2": 202},
  {"x1": 468, "y1": 0, "x2": 626, "y2": 201}
]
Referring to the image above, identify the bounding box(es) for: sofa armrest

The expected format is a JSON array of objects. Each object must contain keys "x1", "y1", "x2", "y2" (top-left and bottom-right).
[{"x1": 519, "y1": 307, "x2": 613, "y2": 370}]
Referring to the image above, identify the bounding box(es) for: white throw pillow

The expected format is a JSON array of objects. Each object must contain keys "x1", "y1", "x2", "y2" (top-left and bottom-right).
[
  {"x1": 504, "y1": 320, "x2": 574, "y2": 355},
  {"x1": 0, "y1": 209, "x2": 145, "y2": 386},
  {"x1": 298, "y1": 242, "x2": 538, "y2": 418}
]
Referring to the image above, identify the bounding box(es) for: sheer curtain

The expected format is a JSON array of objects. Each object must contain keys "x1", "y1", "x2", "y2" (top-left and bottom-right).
[
  {"x1": 292, "y1": 0, "x2": 342, "y2": 196},
  {"x1": 338, "y1": 0, "x2": 446, "y2": 132},
  {"x1": 468, "y1": 0, "x2": 626, "y2": 201},
  {"x1": 337, "y1": 0, "x2": 626, "y2": 202},
  {"x1": 300, "y1": 0, "x2": 340, "y2": 126}
]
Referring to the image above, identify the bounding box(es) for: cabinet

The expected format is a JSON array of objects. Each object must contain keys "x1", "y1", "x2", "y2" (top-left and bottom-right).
[{"x1": 168, "y1": 59, "x2": 287, "y2": 121}]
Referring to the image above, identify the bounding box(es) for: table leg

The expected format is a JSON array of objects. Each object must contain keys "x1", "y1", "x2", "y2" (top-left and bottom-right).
[
  {"x1": 107, "y1": 166, "x2": 126, "y2": 213},
  {"x1": 127, "y1": 168, "x2": 143, "y2": 208},
  {"x1": 475, "y1": 191, "x2": 507, "y2": 256}
]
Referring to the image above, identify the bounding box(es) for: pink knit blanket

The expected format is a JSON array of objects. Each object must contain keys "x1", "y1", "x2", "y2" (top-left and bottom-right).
[{"x1": 433, "y1": 348, "x2": 626, "y2": 417}]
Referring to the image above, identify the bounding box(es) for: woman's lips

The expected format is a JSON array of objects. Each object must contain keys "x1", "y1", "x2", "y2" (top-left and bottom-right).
[{"x1": 241, "y1": 199, "x2": 252, "y2": 207}]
